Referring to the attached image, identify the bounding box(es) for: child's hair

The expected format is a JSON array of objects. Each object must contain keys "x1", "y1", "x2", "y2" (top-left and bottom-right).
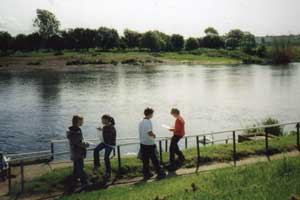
[
  {"x1": 72, "y1": 115, "x2": 84, "y2": 126},
  {"x1": 170, "y1": 108, "x2": 180, "y2": 115},
  {"x1": 102, "y1": 114, "x2": 115, "y2": 126},
  {"x1": 144, "y1": 107, "x2": 154, "y2": 116}
]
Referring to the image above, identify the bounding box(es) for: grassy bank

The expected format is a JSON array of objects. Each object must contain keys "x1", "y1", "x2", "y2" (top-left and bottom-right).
[
  {"x1": 0, "y1": 49, "x2": 256, "y2": 68},
  {"x1": 12, "y1": 133, "x2": 299, "y2": 196},
  {"x1": 60, "y1": 156, "x2": 300, "y2": 200}
]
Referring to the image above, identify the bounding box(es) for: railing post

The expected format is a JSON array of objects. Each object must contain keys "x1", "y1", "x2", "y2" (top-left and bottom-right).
[
  {"x1": 113, "y1": 148, "x2": 116, "y2": 157},
  {"x1": 185, "y1": 137, "x2": 188, "y2": 149},
  {"x1": 8, "y1": 165, "x2": 11, "y2": 194},
  {"x1": 159, "y1": 140, "x2": 163, "y2": 164},
  {"x1": 265, "y1": 130, "x2": 269, "y2": 156},
  {"x1": 117, "y1": 146, "x2": 121, "y2": 174},
  {"x1": 203, "y1": 136, "x2": 206, "y2": 146},
  {"x1": 225, "y1": 139, "x2": 228, "y2": 144},
  {"x1": 0, "y1": 152, "x2": 3, "y2": 181},
  {"x1": 196, "y1": 136, "x2": 200, "y2": 167},
  {"x1": 232, "y1": 131, "x2": 236, "y2": 166},
  {"x1": 20, "y1": 161, "x2": 24, "y2": 193},
  {"x1": 297, "y1": 123, "x2": 300, "y2": 151},
  {"x1": 50, "y1": 142, "x2": 54, "y2": 160},
  {"x1": 165, "y1": 139, "x2": 168, "y2": 152}
]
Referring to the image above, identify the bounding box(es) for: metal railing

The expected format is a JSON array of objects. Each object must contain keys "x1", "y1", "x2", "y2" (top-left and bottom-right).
[{"x1": 2, "y1": 121, "x2": 300, "y2": 194}]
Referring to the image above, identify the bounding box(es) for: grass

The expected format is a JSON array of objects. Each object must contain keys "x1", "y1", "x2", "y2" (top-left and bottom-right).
[
  {"x1": 12, "y1": 133, "x2": 299, "y2": 196},
  {"x1": 59, "y1": 156, "x2": 300, "y2": 200},
  {"x1": 0, "y1": 50, "x2": 247, "y2": 66}
]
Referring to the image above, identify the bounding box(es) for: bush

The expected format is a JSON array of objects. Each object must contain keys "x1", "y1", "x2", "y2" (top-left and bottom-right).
[{"x1": 263, "y1": 117, "x2": 283, "y2": 136}]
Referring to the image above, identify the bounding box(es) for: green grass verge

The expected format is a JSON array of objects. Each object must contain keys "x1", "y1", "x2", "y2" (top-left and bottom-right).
[
  {"x1": 3, "y1": 50, "x2": 245, "y2": 65},
  {"x1": 12, "y1": 134, "x2": 299, "y2": 195},
  {"x1": 60, "y1": 156, "x2": 300, "y2": 200}
]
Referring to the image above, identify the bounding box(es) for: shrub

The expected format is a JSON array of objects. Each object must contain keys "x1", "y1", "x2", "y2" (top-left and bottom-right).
[{"x1": 263, "y1": 117, "x2": 283, "y2": 136}]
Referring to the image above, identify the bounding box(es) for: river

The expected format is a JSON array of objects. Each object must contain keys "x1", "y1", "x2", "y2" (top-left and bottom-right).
[{"x1": 1, "y1": 63, "x2": 300, "y2": 154}]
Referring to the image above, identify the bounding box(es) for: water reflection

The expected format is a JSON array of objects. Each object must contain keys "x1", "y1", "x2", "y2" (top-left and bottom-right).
[{"x1": 1, "y1": 64, "x2": 300, "y2": 153}]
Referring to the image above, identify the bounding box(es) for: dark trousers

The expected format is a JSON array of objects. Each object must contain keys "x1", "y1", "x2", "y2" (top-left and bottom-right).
[
  {"x1": 73, "y1": 158, "x2": 87, "y2": 184},
  {"x1": 93, "y1": 143, "x2": 114, "y2": 174},
  {"x1": 140, "y1": 144, "x2": 163, "y2": 176},
  {"x1": 170, "y1": 135, "x2": 185, "y2": 164}
]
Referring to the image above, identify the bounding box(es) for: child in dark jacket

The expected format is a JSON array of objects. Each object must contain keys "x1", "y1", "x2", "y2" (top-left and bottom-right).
[
  {"x1": 67, "y1": 115, "x2": 89, "y2": 185},
  {"x1": 93, "y1": 114, "x2": 116, "y2": 178}
]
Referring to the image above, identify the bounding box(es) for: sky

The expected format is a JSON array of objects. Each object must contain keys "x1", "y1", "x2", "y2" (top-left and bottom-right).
[{"x1": 0, "y1": 0, "x2": 300, "y2": 37}]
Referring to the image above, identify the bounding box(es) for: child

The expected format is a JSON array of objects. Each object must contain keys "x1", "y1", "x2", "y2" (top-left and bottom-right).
[
  {"x1": 67, "y1": 115, "x2": 89, "y2": 186},
  {"x1": 93, "y1": 114, "x2": 116, "y2": 179},
  {"x1": 139, "y1": 107, "x2": 166, "y2": 180},
  {"x1": 168, "y1": 108, "x2": 185, "y2": 170}
]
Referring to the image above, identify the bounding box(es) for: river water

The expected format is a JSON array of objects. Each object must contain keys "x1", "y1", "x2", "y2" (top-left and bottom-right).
[{"x1": 1, "y1": 63, "x2": 300, "y2": 154}]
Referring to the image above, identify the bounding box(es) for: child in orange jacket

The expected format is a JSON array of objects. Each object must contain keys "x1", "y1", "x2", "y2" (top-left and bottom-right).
[{"x1": 168, "y1": 108, "x2": 185, "y2": 170}]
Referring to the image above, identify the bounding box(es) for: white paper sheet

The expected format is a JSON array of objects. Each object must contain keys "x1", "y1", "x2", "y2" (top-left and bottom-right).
[{"x1": 161, "y1": 124, "x2": 171, "y2": 129}]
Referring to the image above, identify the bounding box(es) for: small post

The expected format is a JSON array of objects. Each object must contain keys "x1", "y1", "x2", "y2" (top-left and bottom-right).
[
  {"x1": 165, "y1": 139, "x2": 168, "y2": 152},
  {"x1": 113, "y1": 148, "x2": 116, "y2": 157},
  {"x1": 185, "y1": 137, "x2": 188, "y2": 149},
  {"x1": 8, "y1": 166, "x2": 11, "y2": 194},
  {"x1": 203, "y1": 136, "x2": 206, "y2": 147},
  {"x1": 265, "y1": 130, "x2": 269, "y2": 156},
  {"x1": 196, "y1": 136, "x2": 200, "y2": 167},
  {"x1": 0, "y1": 152, "x2": 3, "y2": 181},
  {"x1": 232, "y1": 131, "x2": 236, "y2": 166},
  {"x1": 225, "y1": 139, "x2": 228, "y2": 144},
  {"x1": 297, "y1": 123, "x2": 300, "y2": 151},
  {"x1": 50, "y1": 142, "x2": 54, "y2": 160},
  {"x1": 117, "y1": 146, "x2": 121, "y2": 174},
  {"x1": 20, "y1": 161, "x2": 24, "y2": 193},
  {"x1": 159, "y1": 140, "x2": 163, "y2": 164}
]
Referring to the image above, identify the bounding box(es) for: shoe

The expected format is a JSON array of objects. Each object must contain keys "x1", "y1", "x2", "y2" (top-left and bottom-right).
[
  {"x1": 156, "y1": 171, "x2": 166, "y2": 180},
  {"x1": 143, "y1": 172, "x2": 154, "y2": 180},
  {"x1": 167, "y1": 163, "x2": 178, "y2": 172}
]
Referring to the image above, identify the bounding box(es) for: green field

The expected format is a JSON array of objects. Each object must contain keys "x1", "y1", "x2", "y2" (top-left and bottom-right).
[
  {"x1": 60, "y1": 156, "x2": 300, "y2": 200},
  {"x1": 1, "y1": 50, "x2": 245, "y2": 66},
  {"x1": 13, "y1": 133, "x2": 299, "y2": 196}
]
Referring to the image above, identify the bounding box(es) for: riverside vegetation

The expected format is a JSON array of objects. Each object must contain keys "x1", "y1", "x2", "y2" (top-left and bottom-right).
[
  {"x1": 10, "y1": 125, "x2": 300, "y2": 198},
  {"x1": 1, "y1": 9, "x2": 300, "y2": 66}
]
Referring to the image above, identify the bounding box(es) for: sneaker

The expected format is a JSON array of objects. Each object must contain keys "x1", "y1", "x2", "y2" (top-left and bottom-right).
[
  {"x1": 156, "y1": 171, "x2": 166, "y2": 180},
  {"x1": 143, "y1": 172, "x2": 154, "y2": 180}
]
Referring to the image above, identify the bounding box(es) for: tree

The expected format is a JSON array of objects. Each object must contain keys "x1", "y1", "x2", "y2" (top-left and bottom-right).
[
  {"x1": 46, "y1": 34, "x2": 64, "y2": 50},
  {"x1": 13, "y1": 34, "x2": 27, "y2": 51},
  {"x1": 201, "y1": 35, "x2": 224, "y2": 49},
  {"x1": 225, "y1": 29, "x2": 244, "y2": 49},
  {"x1": 185, "y1": 37, "x2": 198, "y2": 51},
  {"x1": 33, "y1": 9, "x2": 60, "y2": 39},
  {"x1": 140, "y1": 31, "x2": 164, "y2": 52},
  {"x1": 123, "y1": 29, "x2": 141, "y2": 49},
  {"x1": 170, "y1": 34, "x2": 184, "y2": 51},
  {"x1": 204, "y1": 27, "x2": 218, "y2": 35},
  {"x1": 25, "y1": 32, "x2": 42, "y2": 51},
  {"x1": 241, "y1": 32, "x2": 256, "y2": 53},
  {"x1": 95, "y1": 27, "x2": 119, "y2": 50},
  {"x1": 0, "y1": 31, "x2": 13, "y2": 52}
]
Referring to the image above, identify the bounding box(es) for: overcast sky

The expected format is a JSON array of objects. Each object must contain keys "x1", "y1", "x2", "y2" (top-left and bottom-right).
[{"x1": 1, "y1": 0, "x2": 300, "y2": 37}]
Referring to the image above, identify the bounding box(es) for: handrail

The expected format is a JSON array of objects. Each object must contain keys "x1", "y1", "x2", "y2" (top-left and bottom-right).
[
  {"x1": 50, "y1": 120, "x2": 300, "y2": 144},
  {"x1": 6, "y1": 121, "x2": 300, "y2": 163}
]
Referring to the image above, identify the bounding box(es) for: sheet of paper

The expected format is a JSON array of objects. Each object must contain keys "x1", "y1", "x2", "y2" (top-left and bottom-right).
[{"x1": 162, "y1": 124, "x2": 171, "y2": 129}]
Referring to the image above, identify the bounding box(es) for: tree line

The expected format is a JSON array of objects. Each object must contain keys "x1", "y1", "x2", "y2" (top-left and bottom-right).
[{"x1": 0, "y1": 9, "x2": 258, "y2": 54}]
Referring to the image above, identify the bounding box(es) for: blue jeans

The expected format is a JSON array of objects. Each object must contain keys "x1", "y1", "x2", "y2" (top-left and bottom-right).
[{"x1": 93, "y1": 143, "x2": 114, "y2": 174}]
